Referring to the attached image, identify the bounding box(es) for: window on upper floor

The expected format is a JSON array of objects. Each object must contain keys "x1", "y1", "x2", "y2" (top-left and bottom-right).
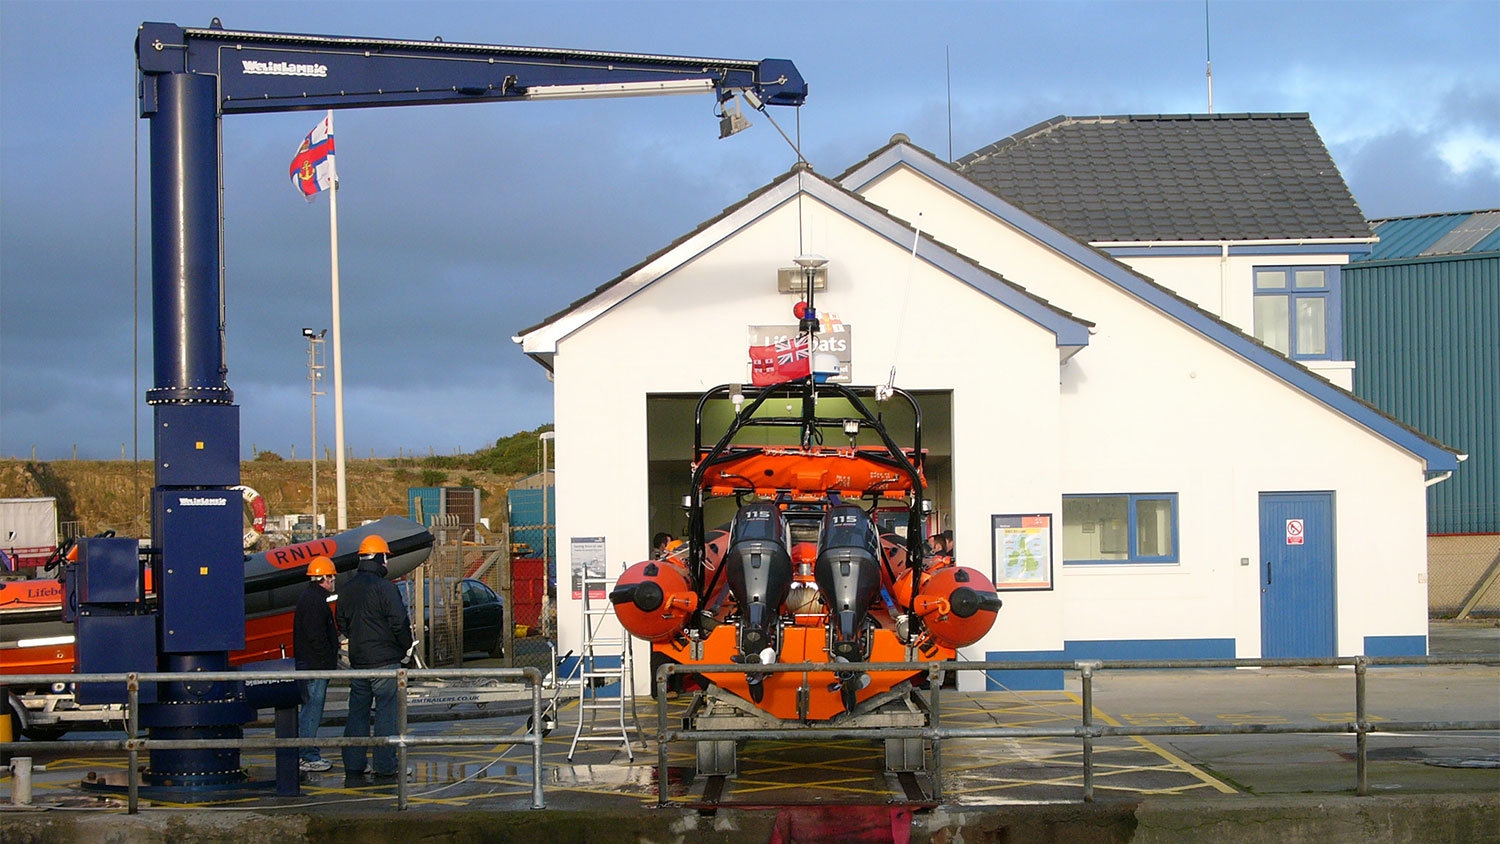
[
  {"x1": 1061, "y1": 493, "x2": 1178, "y2": 565},
  {"x1": 1252, "y1": 265, "x2": 1342, "y2": 360}
]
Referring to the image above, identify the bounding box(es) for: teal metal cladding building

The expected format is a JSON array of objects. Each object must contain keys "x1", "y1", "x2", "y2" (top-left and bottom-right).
[{"x1": 1343, "y1": 211, "x2": 1500, "y2": 534}]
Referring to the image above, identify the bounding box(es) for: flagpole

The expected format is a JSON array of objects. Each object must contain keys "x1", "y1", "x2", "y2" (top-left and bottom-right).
[{"x1": 326, "y1": 110, "x2": 349, "y2": 531}]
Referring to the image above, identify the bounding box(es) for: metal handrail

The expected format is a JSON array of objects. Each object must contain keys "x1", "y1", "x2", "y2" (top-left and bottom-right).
[
  {"x1": 653, "y1": 655, "x2": 1500, "y2": 805},
  {"x1": 1, "y1": 666, "x2": 545, "y2": 813}
]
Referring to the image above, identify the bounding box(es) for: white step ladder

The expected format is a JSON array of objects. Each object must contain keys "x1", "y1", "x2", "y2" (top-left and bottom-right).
[{"x1": 567, "y1": 562, "x2": 643, "y2": 760}]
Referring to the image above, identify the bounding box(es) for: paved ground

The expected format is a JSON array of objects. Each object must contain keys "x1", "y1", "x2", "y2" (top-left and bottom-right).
[{"x1": 3, "y1": 624, "x2": 1496, "y2": 813}]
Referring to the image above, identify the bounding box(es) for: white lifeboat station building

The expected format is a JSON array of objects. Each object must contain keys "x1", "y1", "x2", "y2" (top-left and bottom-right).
[{"x1": 515, "y1": 119, "x2": 1459, "y2": 690}]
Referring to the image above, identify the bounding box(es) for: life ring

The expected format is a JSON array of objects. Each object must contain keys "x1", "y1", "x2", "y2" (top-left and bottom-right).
[{"x1": 234, "y1": 484, "x2": 268, "y2": 549}]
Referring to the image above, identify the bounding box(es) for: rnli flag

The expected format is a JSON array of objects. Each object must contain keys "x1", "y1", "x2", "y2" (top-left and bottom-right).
[
  {"x1": 749, "y1": 336, "x2": 812, "y2": 386},
  {"x1": 289, "y1": 113, "x2": 336, "y2": 198}
]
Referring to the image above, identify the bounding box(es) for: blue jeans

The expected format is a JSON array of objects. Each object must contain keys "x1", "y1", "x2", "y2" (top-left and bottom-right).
[
  {"x1": 298, "y1": 678, "x2": 329, "y2": 763},
  {"x1": 342, "y1": 665, "x2": 399, "y2": 775}
]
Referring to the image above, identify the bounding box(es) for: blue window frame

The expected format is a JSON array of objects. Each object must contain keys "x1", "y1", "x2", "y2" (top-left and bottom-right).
[
  {"x1": 1061, "y1": 493, "x2": 1179, "y2": 565},
  {"x1": 1252, "y1": 265, "x2": 1342, "y2": 361}
]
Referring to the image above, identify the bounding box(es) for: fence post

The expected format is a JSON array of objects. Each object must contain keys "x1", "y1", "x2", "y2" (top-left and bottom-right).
[
  {"x1": 397, "y1": 668, "x2": 409, "y2": 810},
  {"x1": 1355, "y1": 656, "x2": 1368, "y2": 796},
  {"x1": 1080, "y1": 661, "x2": 1096, "y2": 802},
  {"x1": 928, "y1": 662, "x2": 945, "y2": 801},
  {"x1": 126, "y1": 674, "x2": 139, "y2": 815},
  {"x1": 531, "y1": 669, "x2": 545, "y2": 809},
  {"x1": 657, "y1": 664, "x2": 670, "y2": 807}
]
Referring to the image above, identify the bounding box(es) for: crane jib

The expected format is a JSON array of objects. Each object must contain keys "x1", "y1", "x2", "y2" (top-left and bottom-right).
[{"x1": 136, "y1": 22, "x2": 807, "y2": 116}]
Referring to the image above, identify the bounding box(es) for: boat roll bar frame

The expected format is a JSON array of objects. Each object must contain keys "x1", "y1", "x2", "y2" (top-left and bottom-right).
[{"x1": 687, "y1": 381, "x2": 929, "y2": 619}]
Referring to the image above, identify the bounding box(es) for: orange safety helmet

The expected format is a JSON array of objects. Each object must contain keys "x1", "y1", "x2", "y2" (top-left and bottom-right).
[
  {"x1": 358, "y1": 535, "x2": 390, "y2": 556},
  {"x1": 306, "y1": 556, "x2": 336, "y2": 578}
]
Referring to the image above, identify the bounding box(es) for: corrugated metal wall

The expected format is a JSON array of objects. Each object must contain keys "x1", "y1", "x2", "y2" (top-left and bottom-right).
[
  {"x1": 507, "y1": 487, "x2": 556, "y2": 584},
  {"x1": 1343, "y1": 254, "x2": 1499, "y2": 534}
]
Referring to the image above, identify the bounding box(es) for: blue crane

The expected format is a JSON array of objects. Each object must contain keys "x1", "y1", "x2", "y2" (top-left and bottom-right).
[{"x1": 69, "y1": 19, "x2": 805, "y2": 792}]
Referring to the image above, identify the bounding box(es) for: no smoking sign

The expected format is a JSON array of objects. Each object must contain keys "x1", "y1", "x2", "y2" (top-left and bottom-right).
[{"x1": 1285, "y1": 519, "x2": 1305, "y2": 545}]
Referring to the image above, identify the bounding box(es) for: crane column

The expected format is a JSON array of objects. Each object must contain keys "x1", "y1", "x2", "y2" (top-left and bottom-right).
[{"x1": 141, "y1": 70, "x2": 250, "y2": 786}]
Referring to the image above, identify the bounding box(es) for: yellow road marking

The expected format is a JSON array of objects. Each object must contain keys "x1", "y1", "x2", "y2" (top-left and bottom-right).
[
  {"x1": 1063, "y1": 691, "x2": 1236, "y2": 794},
  {"x1": 1314, "y1": 712, "x2": 1387, "y2": 723},
  {"x1": 1121, "y1": 712, "x2": 1197, "y2": 727},
  {"x1": 1218, "y1": 713, "x2": 1289, "y2": 724}
]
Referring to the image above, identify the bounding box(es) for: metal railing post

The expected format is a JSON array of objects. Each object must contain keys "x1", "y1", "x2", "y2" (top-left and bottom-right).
[
  {"x1": 1080, "y1": 661, "x2": 1096, "y2": 802},
  {"x1": 396, "y1": 668, "x2": 409, "y2": 810},
  {"x1": 928, "y1": 662, "x2": 944, "y2": 801},
  {"x1": 126, "y1": 674, "x2": 139, "y2": 815},
  {"x1": 657, "y1": 664, "x2": 670, "y2": 807},
  {"x1": 1355, "y1": 656, "x2": 1368, "y2": 796},
  {"x1": 530, "y1": 667, "x2": 545, "y2": 809}
]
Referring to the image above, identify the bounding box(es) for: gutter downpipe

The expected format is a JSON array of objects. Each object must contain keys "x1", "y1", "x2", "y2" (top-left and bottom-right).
[{"x1": 1220, "y1": 242, "x2": 1229, "y2": 316}]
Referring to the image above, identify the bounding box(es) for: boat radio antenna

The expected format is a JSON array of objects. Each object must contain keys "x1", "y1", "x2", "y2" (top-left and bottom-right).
[
  {"x1": 793, "y1": 253, "x2": 827, "y2": 447},
  {"x1": 879, "y1": 214, "x2": 923, "y2": 402}
]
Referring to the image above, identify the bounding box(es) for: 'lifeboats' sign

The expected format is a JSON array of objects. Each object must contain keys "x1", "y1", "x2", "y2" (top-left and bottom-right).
[
  {"x1": 750, "y1": 316, "x2": 852, "y2": 382},
  {"x1": 1285, "y1": 519, "x2": 1305, "y2": 546}
]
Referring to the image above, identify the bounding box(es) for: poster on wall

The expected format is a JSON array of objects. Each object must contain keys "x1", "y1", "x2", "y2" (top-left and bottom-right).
[
  {"x1": 991, "y1": 514, "x2": 1053, "y2": 591},
  {"x1": 570, "y1": 536, "x2": 607, "y2": 600},
  {"x1": 749, "y1": 318, "x2": 852, "y2": 382}
]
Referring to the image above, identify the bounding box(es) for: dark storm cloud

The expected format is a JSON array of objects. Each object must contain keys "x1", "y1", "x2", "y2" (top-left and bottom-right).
[
  {"x1": 3, "y1": 1, "x2": 1496, "y2": 460},
  {"x1": 1348, "y1": 86, "x2": 1499, "y2": 217}
]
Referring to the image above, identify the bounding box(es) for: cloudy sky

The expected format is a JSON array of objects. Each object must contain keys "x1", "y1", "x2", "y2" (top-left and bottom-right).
[{"x1": 2, "y1": 0, "x2": 1497, "y2": 461}]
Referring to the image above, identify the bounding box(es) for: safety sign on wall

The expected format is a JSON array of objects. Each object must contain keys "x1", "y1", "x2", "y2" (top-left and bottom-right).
[
  {"x1": 570, "y1": 536, "x2": 607, "y2": 599},
  {"x1": 1285, "y1": 519, "x2": 1305, "y2": 546}
]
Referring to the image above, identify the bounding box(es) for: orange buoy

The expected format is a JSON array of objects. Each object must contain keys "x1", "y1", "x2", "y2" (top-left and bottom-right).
[
  {"x1": 610, "y1": 559, "x2": 698, "y2": 643},
  {"x1": 911, "y1": 565, "x2": 1002, "y2": 648}
]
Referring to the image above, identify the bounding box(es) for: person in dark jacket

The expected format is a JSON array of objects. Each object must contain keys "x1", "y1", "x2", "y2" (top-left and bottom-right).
[
  {"x1": 293, "y1": 556, "x2": 340, "y2": 772},
  {"x1": 336, "y1": 534, "x2": 413, "y2": 783}
]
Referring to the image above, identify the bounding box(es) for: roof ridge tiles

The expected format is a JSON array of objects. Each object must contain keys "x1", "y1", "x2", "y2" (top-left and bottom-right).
[
  {"x1": 1370, "y1": 208, "x2": 1500, "y2": 224},
  {"x1": 954, "y1": 110, "x2": 1369, "y2": 241}
]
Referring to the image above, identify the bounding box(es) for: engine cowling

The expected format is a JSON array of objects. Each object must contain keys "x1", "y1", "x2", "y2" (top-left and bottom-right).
[
  {"x1": 725, "y1": 501, "x2": 793, "y2": 658},
  {"x1": 815, "y1": 505, "x2": 881, "y2": 659},
  {"x1": 610, "y1": 559, "x2": 698, "y2": 643}
]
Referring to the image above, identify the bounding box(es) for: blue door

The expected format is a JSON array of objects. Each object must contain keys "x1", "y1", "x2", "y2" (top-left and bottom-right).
[{"x1": 1259, "y1": 492, "x2": 1336, "y2": 658}]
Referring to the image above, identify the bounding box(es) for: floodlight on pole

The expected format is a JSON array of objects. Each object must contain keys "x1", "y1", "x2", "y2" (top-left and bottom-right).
[{"x1": 303, "y1": 328, "x2": 327, "y2": 536}]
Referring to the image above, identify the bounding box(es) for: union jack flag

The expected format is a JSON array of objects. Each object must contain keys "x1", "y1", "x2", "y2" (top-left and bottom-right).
[
  {"x1": 775, "y1": 337, "x2": 810, "y2": 365},
  {"x1": 289, "y1": 113, "x2": 336, "y2": 199}
]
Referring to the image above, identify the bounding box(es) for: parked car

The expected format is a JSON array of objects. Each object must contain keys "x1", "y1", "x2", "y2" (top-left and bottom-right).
[{"x1": 396, "y1": 577, "x2": 505, "y2": 658}]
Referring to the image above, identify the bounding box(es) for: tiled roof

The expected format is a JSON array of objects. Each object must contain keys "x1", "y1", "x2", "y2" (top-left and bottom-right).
[
  {"x1": 1363, "y1": 210, "x2": 1500, "y2": 261},
  {"x1": 955, "y1": 114, "x2": 1374, "y2": 243}
]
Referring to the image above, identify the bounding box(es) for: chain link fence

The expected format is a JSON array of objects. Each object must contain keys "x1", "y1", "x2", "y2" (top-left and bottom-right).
[
  {"x1": 406, "y1": 521, "x2": 553, "y2": 674},
  {"x1": 1429, "y1": 534, "x2": 1500, "y2": 618}
]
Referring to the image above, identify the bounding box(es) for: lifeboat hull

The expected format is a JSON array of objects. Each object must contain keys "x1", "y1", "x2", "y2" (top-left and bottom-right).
[{"x1": 0, "y1": 516, "x2": 433, "y2": 676}]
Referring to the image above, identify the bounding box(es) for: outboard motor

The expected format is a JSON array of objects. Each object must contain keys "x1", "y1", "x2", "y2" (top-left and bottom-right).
[
  {"x1": 815, "y1": 505, "x2": 881, "y2": 711},
  {"x1": 724, "y1": 502, "x2": 793, "y2": 700}
]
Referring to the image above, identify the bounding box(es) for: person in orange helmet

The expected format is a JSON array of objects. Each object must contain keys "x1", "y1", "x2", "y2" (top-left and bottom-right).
[
  {"x1": 294, "y1": 556, "x2": 339, "y2": 773},
  {"x1": 336, "y1": 534, "x2": 412, "y2": 784}
]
